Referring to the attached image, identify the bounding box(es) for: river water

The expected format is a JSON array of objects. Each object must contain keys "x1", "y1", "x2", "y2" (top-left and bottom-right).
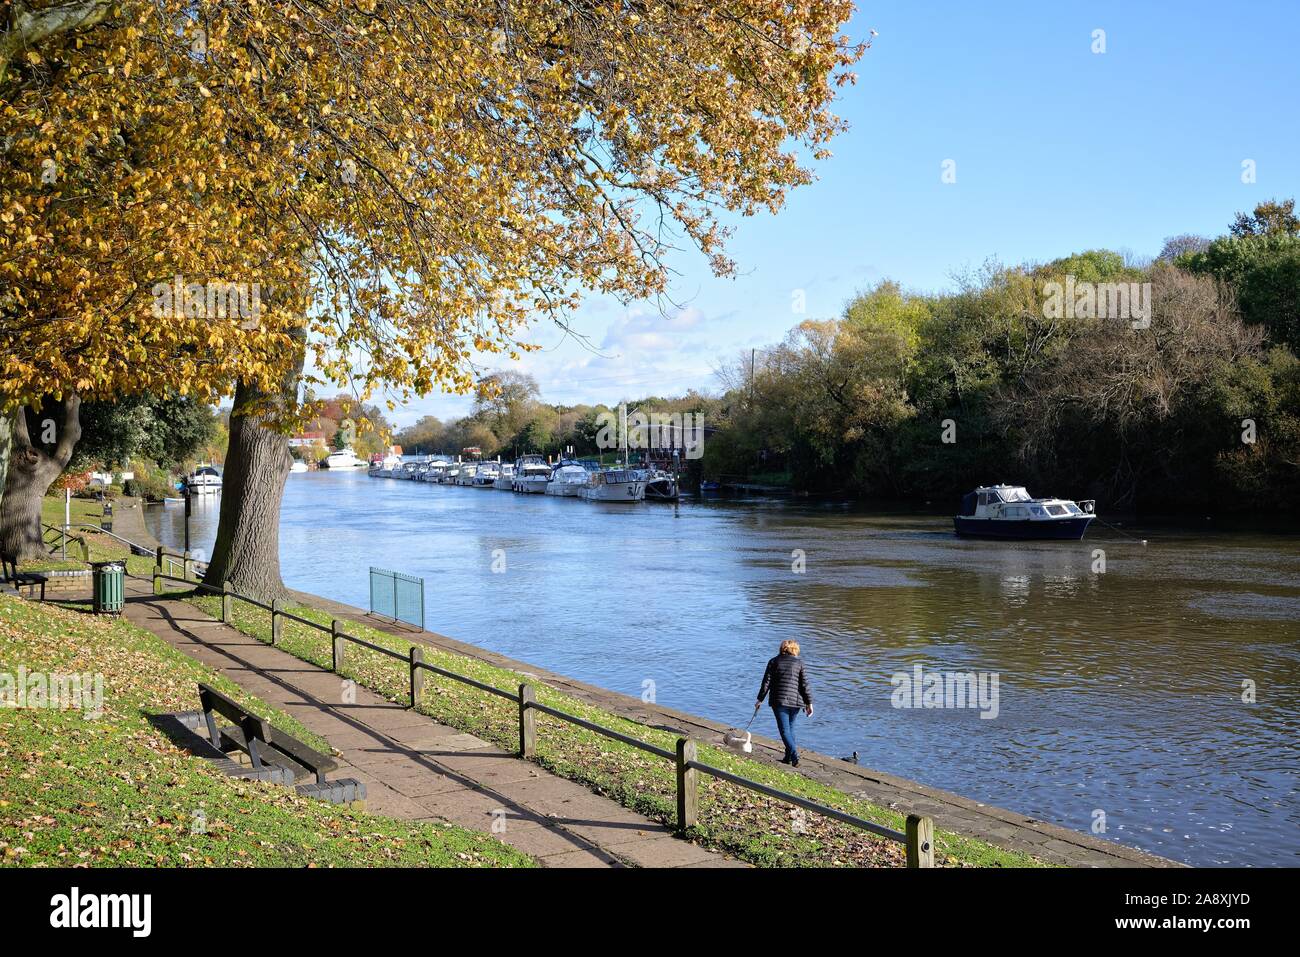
[{"x1": 146, "y1": 468, "x2": 1300, "y2": 866}]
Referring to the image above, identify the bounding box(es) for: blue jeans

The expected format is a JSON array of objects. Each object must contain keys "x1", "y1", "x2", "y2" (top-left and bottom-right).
[{"x1": 772, "y1": 706, "x2": 800, "y2": 763}]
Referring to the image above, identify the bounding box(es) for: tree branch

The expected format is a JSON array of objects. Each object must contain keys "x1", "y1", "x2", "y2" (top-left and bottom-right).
[{"x1": 0, "y1": 0, "x2": 112, "y2": 84}]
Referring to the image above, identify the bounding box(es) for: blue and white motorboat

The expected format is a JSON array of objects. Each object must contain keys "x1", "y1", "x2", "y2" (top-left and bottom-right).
[{"x1": 954, "y1": 485, "x2": 1095, "y2": 540}]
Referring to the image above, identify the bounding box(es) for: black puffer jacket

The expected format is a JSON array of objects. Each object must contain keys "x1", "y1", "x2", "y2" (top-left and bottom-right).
[{"x1": 757, "y1": 653, "x2": 812, "y2": 709}]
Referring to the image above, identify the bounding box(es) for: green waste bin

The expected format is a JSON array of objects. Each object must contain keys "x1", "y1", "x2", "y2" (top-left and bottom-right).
[{"x1": 91, "y1": 560, "x2": 125, "y2": 615}]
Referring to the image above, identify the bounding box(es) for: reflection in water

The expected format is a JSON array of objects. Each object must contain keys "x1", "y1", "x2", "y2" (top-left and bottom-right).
[{"x1": 146, "y1": 470, "x2": 1300, "y2": 866}]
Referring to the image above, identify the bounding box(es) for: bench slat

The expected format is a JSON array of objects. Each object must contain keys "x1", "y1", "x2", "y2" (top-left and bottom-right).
[
  {"x1": 217, "y1": 726, "x2": 311, "y2": 778},
  {"x1": 264, "y1": 729, "x2": 338, "y2": 774},
  {"x1": 196, "y1": 682, "x2": 336, "y2": 778}
]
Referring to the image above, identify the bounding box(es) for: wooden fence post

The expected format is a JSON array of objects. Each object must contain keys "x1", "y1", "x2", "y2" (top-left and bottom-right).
[
  {"x1": 676, "y1": 738, "x2": 698, "y2": 830},
  {"x1": 331, "y1": 620, "x2": 344, "y2": 672},
  {"x1": 183, "y1": 550, "x2": 195, "y2": 581},
  {"x1": 906, "y1": 814, "x2": 934, "y2": 868},
  {"x1": 518, "y1": 684, "x2": 536, "y2": 758},
  {"x1": 271, "y1": 599, "x2": 282, "y2": 645},
  {"x1": 410, "y1": 646, "x2": 424, "y2": 707},
  {"x1": 221, "y1": 581, "x2": 233, "y2": 623}
]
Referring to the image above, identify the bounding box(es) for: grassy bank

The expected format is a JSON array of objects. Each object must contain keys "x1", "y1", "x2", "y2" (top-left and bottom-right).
[
  {"x1": 0, "y1": 595, "x2": 532, "y2": 868},
  {"x1": 186, "y1": 591, "x2": 1043, "y2": 868},
  {"x1": 23, "y1": 496, "x2": 156, "y2": 577}
]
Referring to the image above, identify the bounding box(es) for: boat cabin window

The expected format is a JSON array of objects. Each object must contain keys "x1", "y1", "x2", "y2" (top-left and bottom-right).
[{"x1": 1046, "y1": 504, "x2": 1068, "y2": 516}]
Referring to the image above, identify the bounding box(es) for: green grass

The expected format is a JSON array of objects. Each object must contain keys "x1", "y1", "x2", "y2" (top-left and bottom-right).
[
  {"x1": 23, "y1": 496, "x2": 156, "y2": 576},
  {"x1": 0, "y1": 595, "x2": 533, "y2": 868},
  {"x1": 186, "y1": 590, "x2": 1046, "y2": 868}
]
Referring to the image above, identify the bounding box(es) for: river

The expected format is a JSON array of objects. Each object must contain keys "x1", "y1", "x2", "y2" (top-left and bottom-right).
[{"x1": 145, "y1": 468, "x2": 1300, "y2": 866}]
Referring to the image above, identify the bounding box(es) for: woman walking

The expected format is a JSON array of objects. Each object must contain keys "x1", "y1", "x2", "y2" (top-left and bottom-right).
[{"x1": 756, "y1": 640, "x2": 813, "y2": 767}]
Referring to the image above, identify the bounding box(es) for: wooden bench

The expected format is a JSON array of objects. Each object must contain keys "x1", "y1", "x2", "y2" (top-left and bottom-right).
[
  {"x1": 1, "y1": 557, "x2": 47, "y2": 600},
  {"x1": 196, "y1": 683, "x2": 365, "y2": 805}
]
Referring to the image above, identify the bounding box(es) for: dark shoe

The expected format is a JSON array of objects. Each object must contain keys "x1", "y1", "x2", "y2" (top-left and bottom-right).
[
  {"x1": 791, "y1": 757, "x2": 800, "y2": 768},
  {"x1": 779, "y1": 756, "x2": 792, "y2": 765}
]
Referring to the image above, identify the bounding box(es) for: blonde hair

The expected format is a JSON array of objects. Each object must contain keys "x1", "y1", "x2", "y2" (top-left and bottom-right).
[{"x1": 779, "y1": 640, "x2": 800, "y2": 657}]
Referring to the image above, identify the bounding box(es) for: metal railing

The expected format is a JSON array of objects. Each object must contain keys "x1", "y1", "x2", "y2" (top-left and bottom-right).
[
  {"x1": 46, "y1": 522, "x2": 160, "y2": 563},
  {"x1": 41, "y1": 523, "x2": 89, "y2": 562},
  {"x1": 369, "y1": 566, "x2": 425, "y2": 629},
  {"x1": 151, "y1": 565, "x2": 936, "y2": 867}
]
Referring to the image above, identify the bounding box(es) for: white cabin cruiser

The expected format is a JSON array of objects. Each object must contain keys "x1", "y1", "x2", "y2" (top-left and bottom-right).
[
  {"x1": 492, "y1": 463, "x2": 516, "y2": 490},
  {"x1": 579, "y1": 468, "x2": 646, "y2": 502},
  {"x1": 513, "y1": 455, "x2": 551, "y2": 493},
  {"x1": 473, "y1": 462, "x2": 500, "y2": 487},
  {"x1": 545, "y1": 463, "x2": 588, "y2": 496},
  {"x1": 455, "y1": 463, "x2": 479, "y2": 486},
  {"x1": 954, "y1": 485, "x2": 1095, "y2": 540},
  {"x1": 186, "y1": 464, "x2": 223, "y2": 491},
  {"x1": 324, "y1": 448, "x2": 362, "y2": 469}
]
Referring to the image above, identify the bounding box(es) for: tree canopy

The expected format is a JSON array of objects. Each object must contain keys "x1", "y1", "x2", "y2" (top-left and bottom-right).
[{"x1": 2, "y1": 0, "x2": 865, "y2": 414}]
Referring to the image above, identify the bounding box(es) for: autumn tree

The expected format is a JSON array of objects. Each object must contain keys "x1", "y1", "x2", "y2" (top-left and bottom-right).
[
  {"x1": 473, "y1": 371, "x2": 541, "y2": 443},
  {"x1": 200, "y1": 0, "x2": 864, "y2": 597},
  {"x1": 3, "y1": 1, "x2": 864, "y2": 596},
  {"x1": 1, "y1": 1, "x2": 306, "y2": 560},
  {"x1": 1230, "y1": 198, "x2": 1300, "y2": 238}
]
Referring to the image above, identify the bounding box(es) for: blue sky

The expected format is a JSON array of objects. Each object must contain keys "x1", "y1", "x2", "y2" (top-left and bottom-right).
[{"x1": 392, "y1": 0, "x2": 1300, "y2": 426}]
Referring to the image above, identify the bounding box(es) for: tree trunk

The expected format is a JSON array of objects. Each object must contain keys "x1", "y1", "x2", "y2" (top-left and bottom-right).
[
  {"x1": 202, "y1": 342, "x2": 304, "y2": 601},
  {"x1": 0, "y1": 394, "x2": 82, "y2": 562},
  {"x1": 0, "y1": 412, "x2": 12, "y2": 527}
]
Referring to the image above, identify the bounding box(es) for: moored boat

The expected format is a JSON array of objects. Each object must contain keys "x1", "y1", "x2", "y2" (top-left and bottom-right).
[
  {"x1": 579, "y1": 468, "x2": 646, "y2": 502},
  {"x1": 513, "y1": 455, "x2": 551, "y2": 493},
  {"x1": 186, "y1": 464, "x2": 223, "y2": 491},
  {"x1": 323, "y1": 448, "x2": 363, "y2": 469},
  {"x1": 370, "y1": 452, "x2": 402, "y2": 476},
  {"x1": 642, "y1": 469, "x2": 679, "y2": 501},
  {"x1": 492, "y1": 463, "x2": 516, "y2": 490},
  {"x1": 545, "y1": 462, "x2": 588, "y2": 496},
  {"x1": 954, "y1": 485, "x2": 1095, "y2": 540}
]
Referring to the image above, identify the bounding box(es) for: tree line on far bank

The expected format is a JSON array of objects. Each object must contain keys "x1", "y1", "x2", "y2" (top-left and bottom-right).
[
  {"x1": 402, "y1": 200, "x2": 1299, "y2": 517},
  {"x1": 707, "y1": 200, "x2": 1300, "y2": 514}
]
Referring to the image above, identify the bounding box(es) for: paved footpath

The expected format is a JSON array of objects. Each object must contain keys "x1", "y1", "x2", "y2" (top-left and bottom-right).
[{"x1": 120, "y1": 581, "x2": 744, "y2": 869}]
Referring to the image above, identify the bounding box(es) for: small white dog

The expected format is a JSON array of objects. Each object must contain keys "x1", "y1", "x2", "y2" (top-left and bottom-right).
[
  {"x1": 722, "y1": 703, "x2": 760, "y2": 753},
  {"x1": 722, "y1": 728, "x2": 753, "y2": 753}
]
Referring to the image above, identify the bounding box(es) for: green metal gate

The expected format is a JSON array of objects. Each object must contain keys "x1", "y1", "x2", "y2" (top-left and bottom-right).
[{"x1": 369, "y1": 567, "x2": 425, "y2": 629}]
